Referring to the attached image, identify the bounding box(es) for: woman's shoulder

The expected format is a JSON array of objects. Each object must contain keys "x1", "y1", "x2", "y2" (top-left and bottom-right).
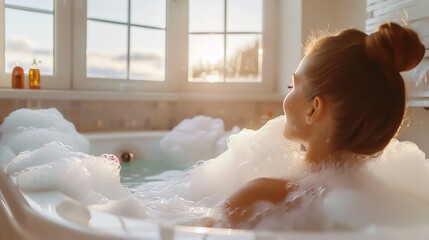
[{"x1": 223, "y1": 177, "x2": 296, "y2": 228}]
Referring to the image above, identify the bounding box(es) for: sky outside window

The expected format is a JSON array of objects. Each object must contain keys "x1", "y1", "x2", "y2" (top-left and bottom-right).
[
  {"x1": 5, "y1": 0, "x2": 53, "y2": 11},
  {"x1": 86, "y1": 0, "x2": 166, "y2": 80},
  {"x1": 5, "y1": 1, "x2": 54, "y2": 74}
]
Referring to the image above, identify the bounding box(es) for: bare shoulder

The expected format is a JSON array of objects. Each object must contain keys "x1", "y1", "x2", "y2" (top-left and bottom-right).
[
  {"x1": 223, "y1": 177, "x2": 296, "y2": 228},
  {"x1": 226, "y1": 178, "x2": 294, "y2": 207}
]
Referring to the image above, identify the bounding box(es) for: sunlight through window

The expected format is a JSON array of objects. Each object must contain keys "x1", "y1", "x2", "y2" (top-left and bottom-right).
[{"x1": 188, "y1": 0, "x2": 263, "y2": 83}]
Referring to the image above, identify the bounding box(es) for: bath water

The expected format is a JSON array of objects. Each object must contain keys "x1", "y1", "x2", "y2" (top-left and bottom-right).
[{"x1": 119, "y1": 159, "x2": 185, "y2": 188}]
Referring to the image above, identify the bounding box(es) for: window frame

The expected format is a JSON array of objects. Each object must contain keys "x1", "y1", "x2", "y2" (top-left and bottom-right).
[
  {"x1": 182, "y1": 0, "x2": 277, "y2": 93},
  {"x1": 0, "y1": 0, "x2": 71, "y2": 89},
  {"x1": 73, "y1": 0, "x2": 176, "y2": 92},
  {"x1": 1, "y1": 0, "x2": 279, "y2": 95}
]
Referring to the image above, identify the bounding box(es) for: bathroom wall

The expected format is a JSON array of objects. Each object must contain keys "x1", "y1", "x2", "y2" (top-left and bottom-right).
[
  {"x1": 278, "y1": 0, "x2": 367, "y2": 96},
  {"x1": 397, "y1": 107, "x2": 429, "y2": 155},
  {"x1": 0, "y1": 99, "x2": 283, "y2": 132},
  {"x1": 302, "y1": 0, "x2": 366, "y2": 38}
]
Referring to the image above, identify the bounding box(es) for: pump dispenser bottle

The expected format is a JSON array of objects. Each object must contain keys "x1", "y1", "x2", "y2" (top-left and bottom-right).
[
  {"x1": 12, "y1": 62, "x2": 24, "y2": 89},
  {"x1": 29, "y1": 58, "x2": 40, "y2": 89}
]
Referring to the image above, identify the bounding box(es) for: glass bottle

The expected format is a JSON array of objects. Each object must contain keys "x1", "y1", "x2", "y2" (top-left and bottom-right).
[
  {"x1": 12, "y1": 62, "x2": 24, "y2": 89},
  {"x1": 29, "y1": 58, "x2": 40, "y2": 89}
]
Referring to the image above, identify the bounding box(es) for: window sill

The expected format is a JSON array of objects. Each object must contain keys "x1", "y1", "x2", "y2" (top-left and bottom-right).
[{"x1": 0, "y1": 89, "x2": 284, "y2": 102}]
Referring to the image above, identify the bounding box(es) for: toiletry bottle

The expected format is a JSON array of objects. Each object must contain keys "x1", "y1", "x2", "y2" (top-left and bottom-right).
[
  {"x1": 12, "y1": 62, "x2": 24, "y2": 89},
  {"x1": 29, "y1": 58, "x2": 40, "y2": 89}
]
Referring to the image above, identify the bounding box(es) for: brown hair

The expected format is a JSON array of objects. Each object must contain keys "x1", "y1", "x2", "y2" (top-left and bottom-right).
[{"x1": 302, "y1": 22, "x2": 425, "y2": 155}]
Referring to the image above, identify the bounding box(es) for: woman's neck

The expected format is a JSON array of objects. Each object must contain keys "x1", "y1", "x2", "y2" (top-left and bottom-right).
[{"x1": 304, "y1": 144, "x2": 364, "y2": 171}]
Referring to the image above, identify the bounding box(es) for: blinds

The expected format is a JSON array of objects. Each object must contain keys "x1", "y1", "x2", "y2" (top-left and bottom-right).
[
  {"x1": 366, "y1": 0, "x2": 429, "y2": 33},
  {"x1": 366, "y1": 0, "x2": 429, "y2": 103}
]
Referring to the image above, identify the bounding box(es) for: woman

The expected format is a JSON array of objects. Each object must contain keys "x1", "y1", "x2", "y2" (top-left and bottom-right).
[{"x1": 223, "y1": 22, "x2": 426, "y2": 228}]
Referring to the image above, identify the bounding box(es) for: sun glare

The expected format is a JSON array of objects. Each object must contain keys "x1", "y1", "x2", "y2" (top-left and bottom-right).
[{"x1": 201, "y1": 42, "x2": 223, "y2": 64}]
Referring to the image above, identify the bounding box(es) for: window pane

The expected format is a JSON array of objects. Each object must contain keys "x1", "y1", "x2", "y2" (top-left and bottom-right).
[
  {"x1": 227, "y1": 0, "x2": 263, "y2": 32},
  {"x1": 189, "y1": 0, "x2": 224, "y2": 33},
  {"x1": 87, "y1": 21, "x2": 127, "y2": 79},
  {"x1": 130, "y1": 27, "x2": 165, "y2": 81},
  {"x1": 226, "y1": 34, "x2": 262, "y2": 82},
  {"x1": 5, "y1": 8, "x2": 53, "y2": 75},
  {"x1": 5, "y1": 0, "x2": 53, "y2": 11},
  {"x1": 88, "y1": 0, "x2": 128, "y2": 23},
  {"x1": 189, "y1": 34, "x2": 224, "y2": 82},
  {"x1": 131, "y1": 0, "x2": 166, "y2": 28}
]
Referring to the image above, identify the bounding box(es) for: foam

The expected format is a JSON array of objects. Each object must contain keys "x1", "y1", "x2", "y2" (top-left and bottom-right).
[
  {"x1": 89, "y1": 195, "x2": 147, "y2": 218},
  {"x1": 1, "y1": 109, "x2": 127, "y2": 206},
  {"x1": 368, "y1": 139, "x2": 429, "y2": 202},
  {"x1": 2, "y1": 108, "x2": 429, "y2": 232},
  {"x1": 5, "y1": 141, "x2": 84, "y2": 174},
  {"x1": 183, "y1": 116, "x2": 304, "y2": 201},
  {"x1": 6, "y1": 142, "x2": 129, "y2": 204},
  {"x1": 160, "y1": 115, "x2": 240, "y2": 166},
  {"x1": 0, "y1": 108, "x2": 78, "y2": 136},
  {"x1": 0, "y1": 108, "x2": 89, "y2": 155}
]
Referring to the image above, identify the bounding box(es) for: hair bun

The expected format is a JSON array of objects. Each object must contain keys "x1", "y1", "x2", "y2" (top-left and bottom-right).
[{"x1": 365, "y1": 22, "x2": 425, "y2": 72}]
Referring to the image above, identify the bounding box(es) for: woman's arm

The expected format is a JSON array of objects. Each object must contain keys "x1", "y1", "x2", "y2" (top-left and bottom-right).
[{"x1": 222, "y1": 177, "x2": 295, "y2": 228}]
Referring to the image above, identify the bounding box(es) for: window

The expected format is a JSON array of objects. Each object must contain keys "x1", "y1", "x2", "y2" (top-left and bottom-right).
[
  {"x1": 86, "y1": 0, "x2": 166, "y2": 81},
  {"x1": 1, "y1": 0, "x2": 278, "y2": 94},
  {"x1": 0, "y1": 0, "x2": 71, "y2": 89},
  {"x1": 4, "y1": 0, "x2": 54, "y2": 75},
  {"x1": 189, "y1": 0, "x2": 263, "y2": 83}
]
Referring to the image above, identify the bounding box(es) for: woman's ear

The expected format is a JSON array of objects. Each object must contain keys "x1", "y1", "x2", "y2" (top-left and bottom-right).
[{"x1": 306, "y1": 96, "x2": 324, "y2": 124}]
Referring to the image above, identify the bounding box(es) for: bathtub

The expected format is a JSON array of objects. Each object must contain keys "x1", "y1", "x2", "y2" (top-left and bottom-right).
[
  {"x1": 2, "y1": 131, "x2": 429, "y2": 240},
  {"x1": 0, "y1": 131, "x2": 258, "y2": 240}
]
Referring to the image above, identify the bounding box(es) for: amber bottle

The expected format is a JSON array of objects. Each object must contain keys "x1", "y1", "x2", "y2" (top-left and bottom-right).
[
  {"x1": 29, "y1": 59, "x2": 40, "y2": 89},
  {"x1": 12, "y1": 62, "x2": 24, "y2": 89}
]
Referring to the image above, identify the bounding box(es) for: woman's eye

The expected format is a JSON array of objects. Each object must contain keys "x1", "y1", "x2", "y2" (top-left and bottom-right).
[{"x1": 287, "y1": 85, "x2": 293, "y2": 91}]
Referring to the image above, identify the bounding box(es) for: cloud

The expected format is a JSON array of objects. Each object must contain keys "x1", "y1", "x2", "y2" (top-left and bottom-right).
[
  {"x1": 5, "y1": 35, "x2": 164, "y2": 79},
  {"x1": 6, "y1": 35, "x2": 38, "y2": 52},
  {"x1": 6, "y1": 35, "x2": 52, "y2": 56},
  {"x1": 115, "y1": 48, "x2": 163, "y2": 61},
  {"x1": 87, "y1": 49, "x2": 164, "y2": 80}
]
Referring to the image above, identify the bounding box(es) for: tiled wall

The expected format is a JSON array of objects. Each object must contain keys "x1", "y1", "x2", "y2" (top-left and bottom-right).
[{"x1": 0, "y1": 99, "x2": 283, "y2": 132}]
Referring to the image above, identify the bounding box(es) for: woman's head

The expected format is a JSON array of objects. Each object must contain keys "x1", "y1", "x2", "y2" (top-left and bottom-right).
[{"x1": 285, "y1": 22, "x2": 425, "y2": 156}]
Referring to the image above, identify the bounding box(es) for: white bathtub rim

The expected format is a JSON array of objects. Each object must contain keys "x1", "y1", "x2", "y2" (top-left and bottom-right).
[
  {"x1": 84, "y1": 131, "x2": 169, "y2": 142},
  {"x1": 4, "y1": 167, "x2": 429, "y2": 239}
]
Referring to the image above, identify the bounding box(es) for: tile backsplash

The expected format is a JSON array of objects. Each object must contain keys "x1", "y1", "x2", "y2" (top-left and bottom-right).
[{"x1": 0, "y1": 99, "x2": 283, "y2": 132}]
